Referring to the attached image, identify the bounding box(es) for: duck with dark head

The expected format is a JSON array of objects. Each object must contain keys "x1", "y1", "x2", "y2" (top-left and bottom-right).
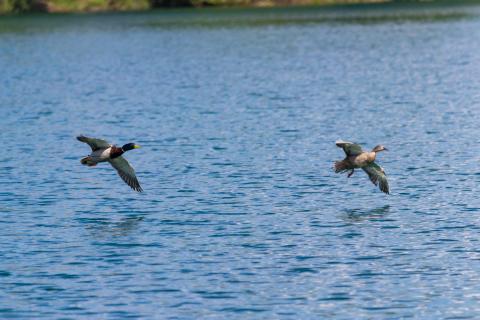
[
  {"x1": 110, "y1": 142, "x2": 141, "y2": 159},
  {"x1": 77, "y1": 135, "x2": 143, "y2": 192}
]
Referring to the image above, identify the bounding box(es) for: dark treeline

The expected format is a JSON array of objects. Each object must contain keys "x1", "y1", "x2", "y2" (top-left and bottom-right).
[{"x1": 0, "y1": 0, "x2": 476, "y2": 13}]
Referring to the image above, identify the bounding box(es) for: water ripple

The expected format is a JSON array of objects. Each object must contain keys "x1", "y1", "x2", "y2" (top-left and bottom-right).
[{"x1": 1, "y1": 4, "x2": 480, "y2": 319}]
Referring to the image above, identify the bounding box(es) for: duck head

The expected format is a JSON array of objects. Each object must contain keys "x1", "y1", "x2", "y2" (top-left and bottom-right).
[
  {"x1": 372, "y1": 145, "x2": 388, "y2": 153},
  {"x1": 122, "y1": 143, "x2": 141, "y2": 152}
]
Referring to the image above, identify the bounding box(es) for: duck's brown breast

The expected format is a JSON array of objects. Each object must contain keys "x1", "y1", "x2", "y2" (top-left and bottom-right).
[
  {"x1": 351, "y1": 152, "x2": 376, "y2": 167},
  {"x1": 109, "y1": 146, "x2": 124, "y2": 159}
]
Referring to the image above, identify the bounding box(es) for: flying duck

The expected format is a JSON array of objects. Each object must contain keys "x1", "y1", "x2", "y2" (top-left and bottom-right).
[
  {"x1": 334, "y1": 140, "x2": 389, "y2": 194},
  {"x1": 77, "y1": 135, "x2": 143, "y2": 192}
]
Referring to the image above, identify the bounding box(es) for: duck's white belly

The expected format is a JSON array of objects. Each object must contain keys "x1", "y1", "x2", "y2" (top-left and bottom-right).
[{"x1": 90, "y1": 147, "x2": 111, "y2": 162}]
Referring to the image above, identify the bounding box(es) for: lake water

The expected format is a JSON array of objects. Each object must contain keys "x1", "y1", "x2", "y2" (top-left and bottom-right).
[{"x1": 1, "y1": 3, "x2": 480, "y2": 318}]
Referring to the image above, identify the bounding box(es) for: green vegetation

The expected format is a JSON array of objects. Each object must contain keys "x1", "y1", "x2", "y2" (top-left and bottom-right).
[
  {"x1": 44, "y1": 0, "x2": 150, "y2": 12},
  {"x1": 0, "y1": 0, "x2": 479, "y2": 14},
  {"x1": 0, "y1": 0, "x2": 150, "y2": 13},
  {"x1": 0, "y1": 0, "x2": 28, "y2": 14}
]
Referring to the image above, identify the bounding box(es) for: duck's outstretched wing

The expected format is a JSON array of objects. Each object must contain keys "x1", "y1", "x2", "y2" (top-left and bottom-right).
[
  {"x1": 108, "y1": 156, "x2": 143, "y2": 192},
  {"x1": 362, "y1": 162, "x2": 389, "y2": 194},
  {"x1": 336, "y1": 140, "x2": 363, "y2": 156},
  {"x1": 77, "y1": 135, "x2": 111, "y2": 151}
]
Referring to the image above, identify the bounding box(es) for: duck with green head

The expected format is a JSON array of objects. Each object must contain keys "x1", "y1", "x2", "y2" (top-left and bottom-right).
[
  {"x1": 77, "y1": 135, "x2": 143, "y2": 192},
  {"x1": 334, "y1": 140, "x2": 389, "y2": 194}
]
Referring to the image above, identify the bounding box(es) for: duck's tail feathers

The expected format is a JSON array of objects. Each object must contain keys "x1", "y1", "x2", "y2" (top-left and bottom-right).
[
  {"x1": 334, "y1": 160, "x2": 350, "y2": 173},
  {"x1": 81, "y1": 156, "x2": 97, "y2": 167}
]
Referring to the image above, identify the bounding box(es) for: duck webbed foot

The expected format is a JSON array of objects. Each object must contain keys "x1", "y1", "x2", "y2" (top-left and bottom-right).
[{"x1": 347, "y1": 169, "x2": 354, "y2": 178}]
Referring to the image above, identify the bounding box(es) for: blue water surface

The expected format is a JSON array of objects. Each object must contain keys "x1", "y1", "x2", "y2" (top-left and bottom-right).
[{"x1": 1, "y1": 4, "x2": 480, "y2": 319}]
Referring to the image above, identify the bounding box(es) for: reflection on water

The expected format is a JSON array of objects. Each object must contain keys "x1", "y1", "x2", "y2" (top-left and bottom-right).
[
  {"x1": 81, "y1": 215, "x2": 145, "y2": 238},
  {"x1": 342, "y1": 205, "x2": 390, "y2": 222},
  {"x1": 1, "y1": 3, "x2": 480, "y2": 319},
  {"x1": 143, "y1": 9, "x2": 473, "y2": 29},
  {"x1": 0, "y1": 206, "x2": 14, "y2": 212},
  {"x1": 0, "y1": 4, "x2": 476, "y2": 34}
]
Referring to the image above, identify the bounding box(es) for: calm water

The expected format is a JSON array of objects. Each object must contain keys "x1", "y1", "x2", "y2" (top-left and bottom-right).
[{"x1": 1, "y1": 4, "x2": 480, "y2": 319}]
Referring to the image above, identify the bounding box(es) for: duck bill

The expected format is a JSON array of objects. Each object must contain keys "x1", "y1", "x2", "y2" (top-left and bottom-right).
[{"x1": 133, "y1": 144, "x2": 141, "y2": 149}]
